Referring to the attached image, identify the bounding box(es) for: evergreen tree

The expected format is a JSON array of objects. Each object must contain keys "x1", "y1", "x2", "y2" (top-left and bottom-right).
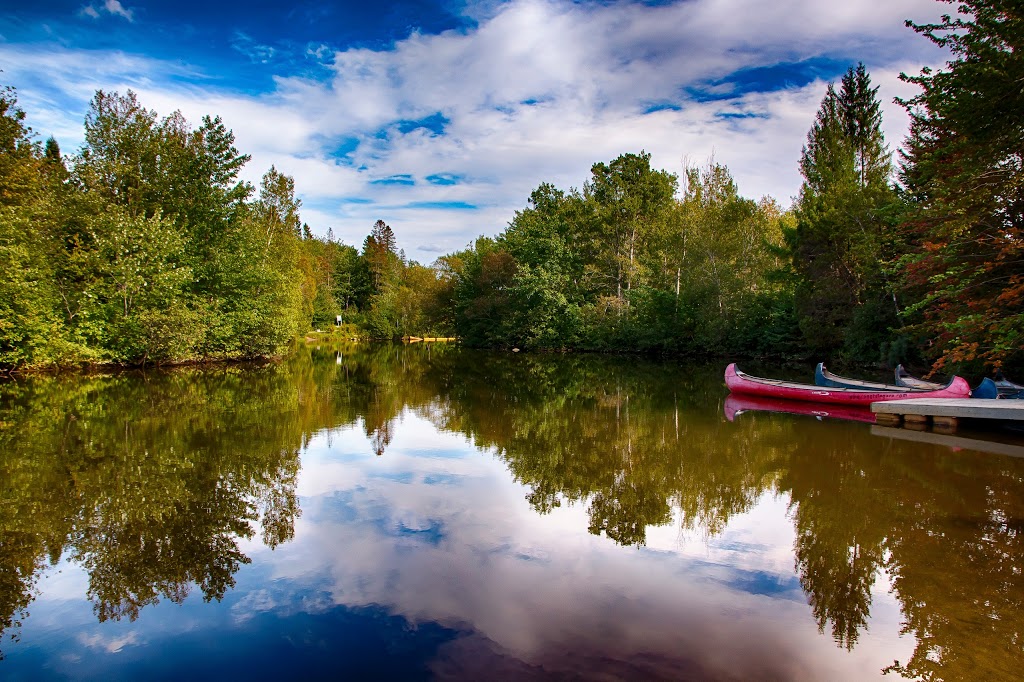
[
  {"x1": 789, "y1": 64, "x2": 896, "y2": 359},
  {"x1": 369, "y1": 218, "x2": 396, "y2": 253},
  {"x1": 360, "y1": 220, "x2": 405, "y2": 337},
  {"x1": 362, "y1": 219, "x2": 397, "y2": 293},
  {"x1": 897, "y1": 0, "x2": 1024, "y2": 373},
  {"x1": 156, "y1": 112, "x2": 252, "y2": 251},
  {"x1": 838, "y1": 64, "x2": 890, "y2": 189},
  {"x1": 43, "y1": 136, "x2": 60, "y2": 164}
]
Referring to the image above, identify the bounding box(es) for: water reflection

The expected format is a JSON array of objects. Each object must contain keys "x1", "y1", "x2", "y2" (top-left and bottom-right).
[
  {"x1": 0, "y1": 367, "x2": 303, "y2": 643},
  {"x1": 0, "y1": 344, "x2": 1022, "y2": 680},
  {"x1": 287, "y1": 432, "x2": 834, "y2": 680}
]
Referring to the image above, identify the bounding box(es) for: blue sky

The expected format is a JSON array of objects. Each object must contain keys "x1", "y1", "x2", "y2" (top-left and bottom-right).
[{"x1": 1, "y1": 0, "x2": 946, "y2": 256}]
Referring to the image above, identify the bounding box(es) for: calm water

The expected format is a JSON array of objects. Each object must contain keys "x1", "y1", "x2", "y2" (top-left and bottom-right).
[{"x1": 1, "y1": 344, "x2": 1022, "y2": 681}]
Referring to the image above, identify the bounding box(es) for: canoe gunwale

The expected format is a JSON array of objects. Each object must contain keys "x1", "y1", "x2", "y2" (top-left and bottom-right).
[
  {"x1": 726, "y1": 363, "x2": 971, "y2": 406},
  {"x1": 815, "y1": 362, "x2": 948, "y2": 392},
  {"x1": 894, "y1": 364, "x2": 946, "y2": 391}
]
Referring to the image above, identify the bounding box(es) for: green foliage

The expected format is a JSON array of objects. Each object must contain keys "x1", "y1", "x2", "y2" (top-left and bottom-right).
[
  {"x1": 789, "y1": 64, "x2": 898, "y2": 362},
  {"x1": 587, "y1": 151, "x2": 677, "y2": 302},
  {"x1": 670, "y1": 164, "x2": 791, "y2": 353},
  {"x1": 6, "y1": 24, "x2": 1022, "y2": 372},
  {"x1": 0, "y1": 207, "x2": 63, "y2": 366},
  {"x1": 0, "y1": 86, "x2": 84, "y2": 368},
  {"x1": 0, "y1": 86, "x2": 41, "y2": 206},
  {"x1": 450, "y1": 237, "x2": 519, "y2": 347},
  {"x1": 897, "y1": 1, "x2": 1024, "y2": 373},
  {"x1": 90, "y1": 209, "x2": 193, "y2": 360},
  {"x1": 77, "y1": 90, "x2": 160, "y2": 217},
  {"x1": 0, "y1": 86, "x2": 315, "y2": 369},
  {"x1": 0, "y1": 364, "x2": 307, "y2": 649},
  {"x1": 450, "y1": 155, "x2": 794, "y2": 356},
  {"x1": 499, "y1": 183, "x2": 589, "y2": 348}
]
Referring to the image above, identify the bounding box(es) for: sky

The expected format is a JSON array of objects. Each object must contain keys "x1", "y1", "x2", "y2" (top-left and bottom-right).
[{"x1": 0, "y1": 0, "x2": 948, "y2": 257}]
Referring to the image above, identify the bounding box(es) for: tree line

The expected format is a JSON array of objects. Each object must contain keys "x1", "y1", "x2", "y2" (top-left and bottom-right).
[
  {"x1": 0, "y1": 87, "x2": 452, "y2": 369},
  {"x1": 443, "y1": 1, "x2": 1023, "y2": 375},
  {"x1": 1, "y1": 0, "x2": 1020, "y2": 374}
]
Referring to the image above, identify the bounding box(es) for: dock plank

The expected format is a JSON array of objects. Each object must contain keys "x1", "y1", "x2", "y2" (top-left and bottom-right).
[{"x1": 870, "y1": 399, "x2": 1024, "y2": 421}]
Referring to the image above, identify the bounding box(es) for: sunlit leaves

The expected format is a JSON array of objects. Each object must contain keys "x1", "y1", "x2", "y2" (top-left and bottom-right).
[{"x1": 0, "y1": 86, "x2": 315, "y2": 368}]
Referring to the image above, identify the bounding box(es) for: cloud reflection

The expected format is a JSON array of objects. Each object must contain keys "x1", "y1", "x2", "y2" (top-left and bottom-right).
[{"x1": 260, "y1": 411, "x2": 912, "y2": 679}]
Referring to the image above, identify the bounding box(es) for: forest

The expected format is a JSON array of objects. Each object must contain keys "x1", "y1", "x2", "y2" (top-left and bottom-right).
[{"x1": 1, "y1": 0, "x2": 1020, "y2": 375}]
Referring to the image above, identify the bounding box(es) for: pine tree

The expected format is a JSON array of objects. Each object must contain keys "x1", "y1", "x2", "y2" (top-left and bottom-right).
[
  {"x1": 789, "y1": 64, "x2": 896, "y2": 358},
  {"x1": 897, "y1": 0, "x2": 1024, "y2": 373},
  {"x1": 838, "y1": 65, "x2": 890, "y2": 189},
  {"x1": 369, "y1": 219, "x2": 396, "y2": 253},
  {"x1": 41, "y1": 136, "x2": 68, "y2": 185},
  {"x1": 43, "y1": 136, "x2": 61, "y2": 164},
  {"x1": 362, "y1": 219, "x2": 398, "y2": 293}
]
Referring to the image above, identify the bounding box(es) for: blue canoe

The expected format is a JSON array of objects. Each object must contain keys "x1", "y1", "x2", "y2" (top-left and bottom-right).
[
  {"x1": 895, "y1": 364, "x2": 1023, "y2": 399},
  {"x1": 993, "y1": 370, "x2": 1024, "y2": 398},
  {"x1": 816, "y1": 362, "x2": 1008, "y2": 399},
  {"x1": 815, "y1": 364, "x2": 905, "y2": 391}
]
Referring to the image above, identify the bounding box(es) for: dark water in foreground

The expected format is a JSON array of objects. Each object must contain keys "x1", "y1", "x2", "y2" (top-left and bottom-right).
[{"x1": 0, "y1": 344, "x2": 1022, "y2": 680}]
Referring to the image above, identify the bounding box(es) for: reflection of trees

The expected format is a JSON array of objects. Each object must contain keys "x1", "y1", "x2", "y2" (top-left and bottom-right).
[
  {"x1": 764, "y1": 418, "x2": 1024, "y2": 678},
  {"x1": 774, "y1": 425, "x2": 888, "y2": 649},
  {"x1": 319, "y1": 343, "x2": 448, "y2": 457},
  {"x1": 0, "y1": 341, "x2": 455, "y2": 650},
  {"x1": 428, "y1": 351, "x2": 1024, "y2": 679},
  {"x1": 76, "y1": 501, "x2": 253, "y2": 623},
  {"x1": 429, "y1": 354, "x2": 785, "y2": 546},
  {"x1": 0, "y1": 366, "x2": 307, "y2": 652},
  {"x1": 878, "y1": 449, "x2": 1024, "y2": 682},
  {"x1": 3, "y1": 343, "x2": 1023, "y2": 679}
]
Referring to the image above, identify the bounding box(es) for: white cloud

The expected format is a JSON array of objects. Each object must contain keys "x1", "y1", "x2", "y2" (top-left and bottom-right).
[
  {"x1": 103, "y1": 0, "x2": 134, "y2": 21},
  {"x1": 231, "y1": 31, "x2": 277, "y2": 64},
  {"x1": 306, "y1": 43, "x2": 332, "y2": 62},
  {"x1": 11, "y1": 0, "x2": 948, "y2": 254},
  {"x1": 79, "y1": 0, "x2": 134, "y2": 22}
]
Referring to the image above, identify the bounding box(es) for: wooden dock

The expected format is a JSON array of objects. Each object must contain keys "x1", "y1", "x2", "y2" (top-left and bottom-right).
[{"x1": 870, "y1": 399, "x2": 1024, "y2": 431}]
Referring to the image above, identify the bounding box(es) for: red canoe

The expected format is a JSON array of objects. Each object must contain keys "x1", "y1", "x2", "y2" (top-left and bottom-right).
[{"x1": 724, "y1": 363, "x2": 971, "y2": 406}]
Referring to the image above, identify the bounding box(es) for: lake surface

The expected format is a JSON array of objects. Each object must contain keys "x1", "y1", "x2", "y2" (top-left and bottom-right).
[{"x1": 1, "y1": 344, "x2": 1022, "y2": 680}]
